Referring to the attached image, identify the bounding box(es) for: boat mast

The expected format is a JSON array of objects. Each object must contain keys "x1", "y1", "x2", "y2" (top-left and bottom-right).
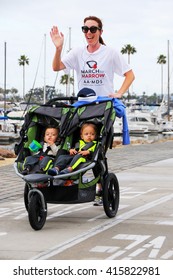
[
  {"x1": 43, "y1": 34, "x2": 46, "y2": 104},
  {"x1": 67, "y1": 27, "x2": 71, "y2": 97},
  {"x1": 167, "y1": 39, "x2": 170, "y2": 121},
  {"x1": 4, "y1": 41, "x2": 7, "y2": 117}
]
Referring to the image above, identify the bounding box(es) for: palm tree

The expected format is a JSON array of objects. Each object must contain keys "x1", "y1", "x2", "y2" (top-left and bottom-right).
[
  {"x1": 60, "y1": 74, "x2": 74, "y2": 96},
  {"x1": 157, "y1": 54, "x2": 166, "y2": 98},
  {"x1": 18, "y1": 55, "x2": 29, "y2": 99},
  {"x1": 121, "y1": 44, "x2": 137, "y2": 101},
  {"x1": 121, "y1": 44, "x2": 137, "y2": 64}
]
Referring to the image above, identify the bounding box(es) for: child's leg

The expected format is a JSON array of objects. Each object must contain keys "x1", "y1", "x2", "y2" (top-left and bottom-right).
[
  {"x1": 48, "y1": 154, "x2": 72, "y2": 175},
  {"x1": 54, "y1": 154, "x2": 73, "y2": 170},
  {"x1": 23, "y1": 155, "x2": 39, "y2": 170},
  {"x1": 39, "y1": 156, "x2": 53, "y2": 171},
  {"x1": 59, "y1": 154, "x2": 86, "y2": 174}
]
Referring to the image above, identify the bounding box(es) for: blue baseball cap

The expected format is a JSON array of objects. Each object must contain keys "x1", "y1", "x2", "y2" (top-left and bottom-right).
[{"x1": 77, "y1": 88, "x2": 97, "y2": 102}]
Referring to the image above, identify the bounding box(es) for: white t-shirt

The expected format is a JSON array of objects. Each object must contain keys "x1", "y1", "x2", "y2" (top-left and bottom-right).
[{"x1": 62, "y1": 45, "x2": 131, "y2": 96}]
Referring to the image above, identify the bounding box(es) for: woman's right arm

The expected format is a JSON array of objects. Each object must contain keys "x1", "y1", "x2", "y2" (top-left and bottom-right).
[{"x1": 50, "y1": 26, "x2": 66, "y2": 71}]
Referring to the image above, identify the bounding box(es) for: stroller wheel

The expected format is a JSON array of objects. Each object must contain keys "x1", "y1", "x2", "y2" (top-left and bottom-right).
[
  {"x1": 103, "y1": 173, "x2": 119, "y2": 218},
  {"x1": 28, "y1": 192, "x2": 47, "y2": 230},
  {"x1": 24, "y1": 183, "x2": 30, "y2": 211}
]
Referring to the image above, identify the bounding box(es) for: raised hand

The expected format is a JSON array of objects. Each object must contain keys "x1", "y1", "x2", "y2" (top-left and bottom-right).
[{"x1": 50, "y1": 26, "x2": 64, "y2": 49}]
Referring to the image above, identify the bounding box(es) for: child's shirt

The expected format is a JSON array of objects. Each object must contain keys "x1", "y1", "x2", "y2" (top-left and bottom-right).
[
  {"x1": 76, "y1": 140, "x2": 97, "y2": 153},
  {"x1": 43, "y1": 142, "x2": 60, "y2": 156}
]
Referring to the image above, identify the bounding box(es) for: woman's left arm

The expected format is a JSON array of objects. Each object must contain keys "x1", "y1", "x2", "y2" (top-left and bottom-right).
[{"x1": 109, "y1": 69, "x2": 135, "y2": 99}]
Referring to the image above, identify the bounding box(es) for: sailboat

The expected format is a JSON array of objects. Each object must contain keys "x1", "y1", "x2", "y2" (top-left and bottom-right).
[{"x1": 0, "y1": 42, "x2": 24, "y2": 141}]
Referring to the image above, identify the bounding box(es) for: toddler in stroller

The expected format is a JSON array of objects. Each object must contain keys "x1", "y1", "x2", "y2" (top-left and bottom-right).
[
  {"x1": 21, "y1": 126, "x2": 60, "y2": 175},
  {"x1": 14, "y1": 98, "x2": 119, "y2": 230}
]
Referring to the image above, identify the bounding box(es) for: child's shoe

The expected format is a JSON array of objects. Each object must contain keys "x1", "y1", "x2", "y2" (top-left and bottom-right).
[
  {"x1": 48, "y1": 167, "x2": 59, "y2": 175},
  {"x1": 21, "y1": 167, "x2": 30, "y2": 175},
  {"x1": 21, "y1": 169, "x2": 29, "y2": 175},
  {"x1": 59, "y1": 168, "x2": 71, "y2": 175}
]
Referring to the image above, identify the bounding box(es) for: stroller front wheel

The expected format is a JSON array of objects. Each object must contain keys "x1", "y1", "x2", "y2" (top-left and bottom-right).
[
  {"x1": 103, "y1": 173, "x2": 119, "y2": 218},
  {"x1": 28, "y1": 192, "x2": 47, "y2": 230}
]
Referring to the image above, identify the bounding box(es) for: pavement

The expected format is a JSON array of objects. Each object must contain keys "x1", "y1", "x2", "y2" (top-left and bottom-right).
[{"x1": 0, "y1": 140, "x2": 173, "y2": 260}]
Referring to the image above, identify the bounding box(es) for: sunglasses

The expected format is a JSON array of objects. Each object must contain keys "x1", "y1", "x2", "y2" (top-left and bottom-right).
[{"x1": 81, "y1": 26, "x2": 101, "y2": 34}]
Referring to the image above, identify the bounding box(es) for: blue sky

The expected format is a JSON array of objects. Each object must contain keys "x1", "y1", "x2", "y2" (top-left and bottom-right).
[{"x1": 0, "y1": 0, "x2": 173, "y2": 97}]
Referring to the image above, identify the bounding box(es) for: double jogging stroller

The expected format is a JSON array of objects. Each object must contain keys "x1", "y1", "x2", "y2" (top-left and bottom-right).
[{"x1": 14, "y1": 98, "x2": 120, "y2": 230}]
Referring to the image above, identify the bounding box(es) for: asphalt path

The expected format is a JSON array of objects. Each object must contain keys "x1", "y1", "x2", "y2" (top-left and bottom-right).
[{"x1": 0, "y1": 141, "x2": 173, "y2": 260}]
